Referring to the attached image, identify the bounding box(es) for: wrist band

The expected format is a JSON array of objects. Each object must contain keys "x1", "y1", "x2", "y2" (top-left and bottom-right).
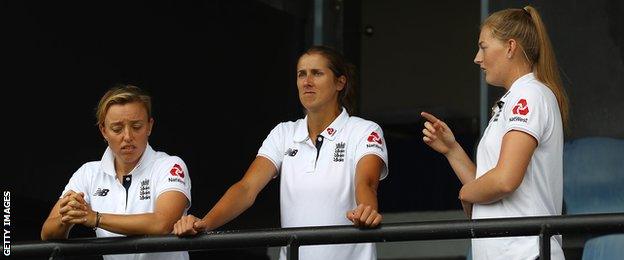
[{"x1": 93, "y1": 211, "x2": 101, "y2": 230}]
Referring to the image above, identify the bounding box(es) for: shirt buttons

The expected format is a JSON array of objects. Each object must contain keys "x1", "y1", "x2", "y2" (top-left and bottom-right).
[
  {"x1": 125, "y1": 177, "x2": 130, "y2": 181},
  {"x1": 317, "y1": 136, "x2": 323, "y2": 141}
]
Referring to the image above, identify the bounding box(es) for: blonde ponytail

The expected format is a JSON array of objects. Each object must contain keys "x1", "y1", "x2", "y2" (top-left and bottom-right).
[{"x1": 523, "y1": 6, "x2": 569, "y2": 129}]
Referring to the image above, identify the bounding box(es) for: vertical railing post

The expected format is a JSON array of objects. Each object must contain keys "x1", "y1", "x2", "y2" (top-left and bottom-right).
[
  {"x1": 539, "y1": 225, "x2": 551, "y2": 260},
  {"x1": 287, "y1": 238, "x2": 299, "y2": 260},
  {"x1": 48, "y1": 246, "x2": 61, "y2": 260}
]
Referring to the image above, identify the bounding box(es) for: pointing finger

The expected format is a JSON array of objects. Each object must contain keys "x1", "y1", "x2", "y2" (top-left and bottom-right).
[{"x1": 420, "y1": 112, "x2": 440, "y2": 124}]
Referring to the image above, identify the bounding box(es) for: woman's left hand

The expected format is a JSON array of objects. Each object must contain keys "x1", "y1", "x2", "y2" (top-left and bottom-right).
[{"x1": 346, "y1": 204, "x2": 382, "y2": 228}]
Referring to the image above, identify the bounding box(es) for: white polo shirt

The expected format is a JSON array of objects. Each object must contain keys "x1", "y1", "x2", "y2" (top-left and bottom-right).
[
  {"x1": 258, "y1": 108, "x2": 389, "y2": 260},
  {"x1": 472, "y1": 73, "x2": 564, "y2": 260},
  {"x1": 61, "y1": 144, "x2": 191, "y2": 260}
]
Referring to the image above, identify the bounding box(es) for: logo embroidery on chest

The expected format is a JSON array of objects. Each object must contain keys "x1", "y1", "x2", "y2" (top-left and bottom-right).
[
  {"x1": 139, "y1": 179, "x2": 151, "y2": 200},
  {"x1": 334, "y1": 142, "x2": 346, "y2": 162},
  {"x1": 285, "y1": 148, "x2": 298, "y2": 157},
  {"x1": 93, "y1": 188, "x2": 109, "y2": 197},
  {"x1": 326, "y1": 128, "x2": 336, "y2": 136}
]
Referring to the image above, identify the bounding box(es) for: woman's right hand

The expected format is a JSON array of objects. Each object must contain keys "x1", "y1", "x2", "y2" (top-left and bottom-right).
[
  {"x1": 58, "y1": 191, "x2": 88, "y2": 225},
  {"x1": 420, "y1": 112, "x2": 458, "y2": 155},
  {"x1": 173, "y1": 214, "x2": 209, "y2": 236}
]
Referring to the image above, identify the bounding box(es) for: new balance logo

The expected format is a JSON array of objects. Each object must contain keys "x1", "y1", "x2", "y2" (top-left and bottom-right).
[
  {"x1": 93, "y1": 188, "x2": 109, "y2": 197},
  {"x1": 285, "y1": 148, "x2": 298, "y2": 157}
]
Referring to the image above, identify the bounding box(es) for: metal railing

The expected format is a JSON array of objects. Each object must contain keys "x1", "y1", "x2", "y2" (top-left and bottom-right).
[{"x1": 12, "y1": 213, "x2": 624, "y2": 260}]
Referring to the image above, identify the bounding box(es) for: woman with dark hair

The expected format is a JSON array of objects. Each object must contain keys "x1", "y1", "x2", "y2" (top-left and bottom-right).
[
  {"x1": 174, "y1": 46, "x2": 389, "y2": 260},
  {"x1": 421, "y1": 6, "x2": 568, "y2": 259}
]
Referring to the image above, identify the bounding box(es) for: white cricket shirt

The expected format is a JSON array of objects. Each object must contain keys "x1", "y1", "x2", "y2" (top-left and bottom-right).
[
  {"x1": 258, "y1": 108, "x2": 388, "y2": 260},
  {"x1": 61, "y1": 144, "x2": 191, "y2": 260},
  {"x1": 472, "y1": 73, "x2": 564, "y2": 260}
]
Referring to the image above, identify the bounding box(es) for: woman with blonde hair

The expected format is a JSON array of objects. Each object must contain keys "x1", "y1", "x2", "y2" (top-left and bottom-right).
[
  {"x1": 41, "y1": 85, "x2": 192, "y2": 260},
  {"x1": 422, "y1": 6, "x2": 568, "y2": 259}
]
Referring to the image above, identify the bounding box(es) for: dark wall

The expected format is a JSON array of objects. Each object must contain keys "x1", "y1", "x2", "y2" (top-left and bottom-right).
[
  {"x1": 358, "y1": 0, "x2": 481, "y2": 212},
  {"x1": 360, "y1": 0, "x2": 481, "y2": 119},
  {"x1": 490, "y1": 0, "x2": 624, "y2": 139},
  {"x1": 2, "y1": 2, "x2": 305, "y2": 257}
]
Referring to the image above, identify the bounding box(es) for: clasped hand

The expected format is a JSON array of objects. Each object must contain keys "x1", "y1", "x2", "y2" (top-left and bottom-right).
[{"x1": 58, "y1": 190, "x2": 96, "y2": 228}]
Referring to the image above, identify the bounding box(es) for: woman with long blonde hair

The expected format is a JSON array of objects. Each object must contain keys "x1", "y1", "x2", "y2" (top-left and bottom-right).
[{"x1": 422, "y1": 6, "x2": 568, "y2": 259}]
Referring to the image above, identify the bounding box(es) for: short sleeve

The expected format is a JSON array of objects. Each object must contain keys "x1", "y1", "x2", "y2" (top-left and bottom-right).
[
  {"x1": 503, "y1": 88, "x2": 549, "y2": 143},
  {"x1": 354, "y1": 123, "x2": 389, "y2": 180},
  {"x1": 257, "y1": 123, "x2": 286, "y2": 171},
  {"x1": 153, "y1": 157, "x2": 192, "y2": 207},
  {"x1": 60, "y1": 164, "x2": 92, "y2": 204}
]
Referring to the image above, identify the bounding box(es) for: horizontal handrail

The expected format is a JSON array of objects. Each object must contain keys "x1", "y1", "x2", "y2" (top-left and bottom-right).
[{"x1": 11, "y1": 213, "x2": 624, "y2": 260}]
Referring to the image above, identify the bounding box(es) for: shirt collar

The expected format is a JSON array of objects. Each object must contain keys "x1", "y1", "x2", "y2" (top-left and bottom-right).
[
  {"x1": 293, "y1": 107, "x2": 350, "y2": 142},
  {"x1": 101, "y1": 144, "x2": 155, "y2": 177}
]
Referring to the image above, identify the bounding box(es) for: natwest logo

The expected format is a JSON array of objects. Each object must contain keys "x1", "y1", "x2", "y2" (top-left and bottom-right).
[
  {"x1": 169, "y1": 164, "x2": 185, "y2": 179},
  {"x1": 512, "y1": 99, "x2": 529, "y2": 115},
  {"x1": 367, "y1": 132, "x2": 383, "y2": 145},
  {"x1": 326, "y1": 128, "x2": 335, "y2": 136}
]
